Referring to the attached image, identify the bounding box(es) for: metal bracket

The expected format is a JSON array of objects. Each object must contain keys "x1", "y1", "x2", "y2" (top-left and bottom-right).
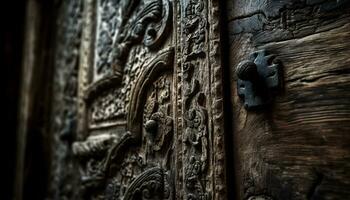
[{"x1": 236, "y1": 50, "x2": 282, "y2": 110}]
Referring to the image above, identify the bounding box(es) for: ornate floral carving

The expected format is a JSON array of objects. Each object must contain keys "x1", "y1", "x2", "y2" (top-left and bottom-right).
[
  {"x1": 87, "y1": 47, "x2": 174, "y2": 130},
  {"x1": 184, "y1": 106, "x2": 207, "y2": 162},
  {"x1": 70, "y1": 0, "x2": 227, "y2": 198},
  {"x1": 95, "y1": 0, "x2": 172, "y2": 80},
  {"x1": 123, "y1": 167, "x2": 172, "y2": 200}
]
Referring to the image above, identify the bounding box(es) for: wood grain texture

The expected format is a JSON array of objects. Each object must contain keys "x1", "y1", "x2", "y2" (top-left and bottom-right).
[{"x1": 227, "y1": 1, "x2": 350, "y2": 199}]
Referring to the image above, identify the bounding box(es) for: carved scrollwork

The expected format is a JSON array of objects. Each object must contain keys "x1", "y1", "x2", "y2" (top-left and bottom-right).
[
  {"x1": 85, "y1": 0, "x2": 174, "y2": 130},
  {"x1": 94, "y1": 0, "x2": 173, "y2": 78},
  {"x1": 111, "y1": 0, "x2": 172, "y2": 76},
  {"x1": 123, "y1": 167, "x2": 173, "y2": 200}
]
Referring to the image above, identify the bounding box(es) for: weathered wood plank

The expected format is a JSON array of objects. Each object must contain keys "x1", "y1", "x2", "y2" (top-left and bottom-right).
[{"x1": 228, "y1": 1, "x2": 350, "y2": 199}]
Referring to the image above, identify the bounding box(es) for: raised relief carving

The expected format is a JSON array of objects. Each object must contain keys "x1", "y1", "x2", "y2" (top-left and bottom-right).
[
  {"x1": 143, "y1": 76, "x2": 173, "y2": 154},
  {"x1": 71, "y1": 0, "x2": 228, "y2": 198},
  {"x1": 181, "y1": 0, "x2": 209, "y2": 199},
  {"x1": 85, "y1": 0, "x2": 173, "y2": 130},
  {"x1": 72, "y1": 133, "x2": 121, "y2": 191},
  {"x1": 183, "y1": 97, "x2": 208, "y2": 200},
  {"x1": 72, "y1": 134, "x2": 117, "y2": 157},
  {"x1": 88, "y1": 87, "x2": 126, "y2": 127},
  {"x1": 73, "y1": 132, "x2": 135, "y2": 196},
  {"x1": 112, "y1": 0, "x2": 172, "y2": 76},
  {"x1": 74, "y1": 48, "x2": 175, "y2": 199},
  {"x1": 179, "y1": 0, "x2": 227, "y2": 198},
  {"x1": 183, "y1": 0, "x2": 206, "y2": 60},
  {"x1": 123, "y1": 167, "x2": 172, "y2": 200},
  {"x1": 52, "y1": 0, "x2": 229, "y2": 198},
  {"x1": 95, "y1": 0, "x2": 172, "y2": 81},
  {"x1": 128, "y1": 48, "x2": 174, "y2": 136}
]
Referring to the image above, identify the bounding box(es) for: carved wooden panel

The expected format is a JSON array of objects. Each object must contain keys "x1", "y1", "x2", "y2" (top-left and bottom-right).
[{"x1": 63, "y1": 0, "x2": 228, "y2": 199}]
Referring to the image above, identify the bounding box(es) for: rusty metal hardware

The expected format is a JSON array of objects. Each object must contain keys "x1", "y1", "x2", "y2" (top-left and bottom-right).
[{"x1": 236, "y1": 50, "x2": 282, "y2": 110}]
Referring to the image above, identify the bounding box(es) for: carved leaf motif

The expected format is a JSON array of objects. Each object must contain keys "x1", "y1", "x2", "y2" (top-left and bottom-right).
[{"x1": 123, "y1": 167, "x2": 172, "y2": 200}]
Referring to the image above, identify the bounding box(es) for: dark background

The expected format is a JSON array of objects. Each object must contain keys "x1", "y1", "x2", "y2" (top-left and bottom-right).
[
  {"x1": 2, "y1": 1, "x2": 26, "y2": 199},
  {"x1": 2, "y1": 1, "x2": 55, "y2": 199}
]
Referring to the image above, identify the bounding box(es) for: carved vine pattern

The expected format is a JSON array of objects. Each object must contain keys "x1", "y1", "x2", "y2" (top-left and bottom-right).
[{"x1": 182, "y1": 0, "x2": 209, "y2": 199}]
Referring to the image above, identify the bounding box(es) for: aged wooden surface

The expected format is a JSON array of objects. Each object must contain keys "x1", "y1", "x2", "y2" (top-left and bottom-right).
[
  {"x1": 50, "y1": 0, "x2": 229, "y2": 199},
  {"x1": 17, "y1": 0, "x2": 350, "y2": 199},
  {"x1": 227, "y1": 0, "x2": 350, "y2": 199}
]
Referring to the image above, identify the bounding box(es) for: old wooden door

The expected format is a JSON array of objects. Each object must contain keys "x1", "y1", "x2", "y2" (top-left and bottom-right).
[
  {"x1": 15, "y1": 0, "x2": 350, "y2": 200},
  {"x1": 226, "y1": 0, "x2": 350, "y2": 199},
  {"x1": 44, "y1": 0, "x2": 226, "y2": 199}
]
